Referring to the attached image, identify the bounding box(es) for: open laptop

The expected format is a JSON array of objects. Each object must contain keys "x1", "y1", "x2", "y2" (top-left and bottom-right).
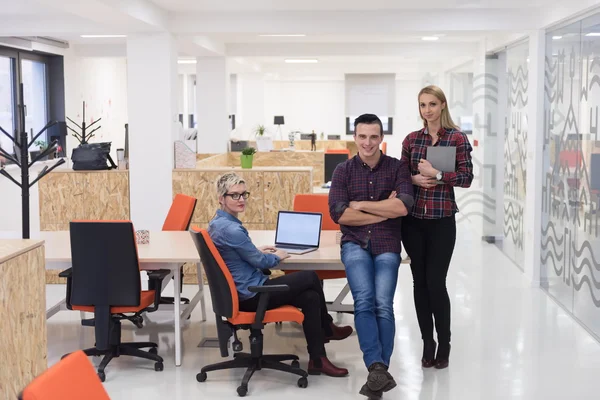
[
  {"x1": 427, "y1": 146, "x2": 456, "y2": 183},
  {"x1": 274, "y1": 211, "x2": 322, "y2": 255}
]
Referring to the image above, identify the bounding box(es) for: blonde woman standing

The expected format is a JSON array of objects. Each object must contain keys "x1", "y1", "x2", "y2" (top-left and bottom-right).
[{"x1": 401, "y1": 86, "x2": 473, "y2": 370}]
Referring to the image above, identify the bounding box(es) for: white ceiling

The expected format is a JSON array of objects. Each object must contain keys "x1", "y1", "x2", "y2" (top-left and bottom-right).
[
  {"x1": 148, "y1": 0, "x2": 553, "y2": 12},
  {"x1": 0, "y1": 0, "x2": 597, "y2": 76}
]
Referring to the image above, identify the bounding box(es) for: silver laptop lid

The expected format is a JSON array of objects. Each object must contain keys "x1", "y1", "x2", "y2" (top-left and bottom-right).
[
  {"x1": 426, "y1": 146, "x2": 456, "y2": 172},
  {"x1": 275, "y1": 211, "x2": 322, "y2": 248}
]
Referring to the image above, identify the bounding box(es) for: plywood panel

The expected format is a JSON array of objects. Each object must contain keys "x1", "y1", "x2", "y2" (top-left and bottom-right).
[
  {"x1": 0, "y1": 245, "x2": 47, "y2": 399},
  {"x1": 40, "y1": 223, "x2": 70, "y2": 231},
  {"x1": 173, "y1": 171, "x2": 222, "y2": 224},
  {"x1": 39, "y1": 172, "x2": 86, "y2": 225},
  {"x1": 263, "y1": 171, "x2": 312, "y2": 225},
  {"x1": 84, "y1": 171, "x2": 129, "y2": 220}
]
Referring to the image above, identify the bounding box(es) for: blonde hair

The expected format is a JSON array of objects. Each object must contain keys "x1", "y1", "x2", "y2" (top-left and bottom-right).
[
  {"x1": 216, "y1": 172, "x2": 246, "y2": 198},
  {"x1": 418, "y1": 85, "x2": 459, "y2": 130}
]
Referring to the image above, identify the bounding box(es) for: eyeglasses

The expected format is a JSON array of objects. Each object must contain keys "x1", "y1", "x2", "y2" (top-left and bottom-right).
[{"x1": 224, "y1": 191, "x2": 250, "y2": 200}]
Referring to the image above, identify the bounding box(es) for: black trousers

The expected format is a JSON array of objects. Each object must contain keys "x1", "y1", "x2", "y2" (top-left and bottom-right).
[
  {"x1": 239, "y1": 270, "x2": 333, "y2": 359},
  {"x1": 401, "y1": 214, "x2": 456, "y2": 343}
]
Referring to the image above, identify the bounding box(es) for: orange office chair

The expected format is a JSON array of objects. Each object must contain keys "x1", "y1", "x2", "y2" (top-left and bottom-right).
[
  {"x1": 381, "y1": 142, "x2": 387, "y2": 155},
  {"x1": 153, "y1": 194, "x2": 198, "y2": 306},
  {"x1": 190, "y1": 228, "x2": 309, "y2": 397},
  {"x1": 286, "y1": 193, "x2": 346, "y2": 281},
  {"x1": 59, "y1": 221, "x2": 169, "y2": 382},
  {"x1": 19, "y1": 351, "x2": 110, "y2": 400},
  {"x1": 325, "y1": 148, "x2": 351, "y2": 157}
]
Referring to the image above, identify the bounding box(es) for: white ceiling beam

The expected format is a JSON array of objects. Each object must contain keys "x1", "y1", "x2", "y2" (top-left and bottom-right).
[
  {"x1": 30, "y1": 0, "x2": 168, "y2": 33},
  {"x1": 0, "y1": 16, "x2": 114, "y2": 36},
  {"x1": 225, "y1": 42, "x2": 479, "y2": 58},
  {"x1": 178, "y1": 36, "x2": 226, "y2": 57},
  {"x1": 170, "y1": 10, "x2": 545, "y2": 34}
]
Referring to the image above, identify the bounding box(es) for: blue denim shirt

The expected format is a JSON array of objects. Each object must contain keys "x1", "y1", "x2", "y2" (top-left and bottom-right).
[{"x1": 208, "y1": 209, "x2": 281, "y2": 301}]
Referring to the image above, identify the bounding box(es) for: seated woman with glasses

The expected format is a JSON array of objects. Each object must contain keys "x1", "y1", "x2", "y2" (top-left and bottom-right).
[{"x1": 208, "y1": 172, "x2": 352, "y2": 377}]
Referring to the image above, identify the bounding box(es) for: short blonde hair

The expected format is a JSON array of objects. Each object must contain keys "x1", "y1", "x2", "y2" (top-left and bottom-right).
[
  {"x1": 418, "y1": 85, "x2": 459, "y2": 131},
  {"x1": 216, "y1": 173, "x2": 246, "y2": 198}
]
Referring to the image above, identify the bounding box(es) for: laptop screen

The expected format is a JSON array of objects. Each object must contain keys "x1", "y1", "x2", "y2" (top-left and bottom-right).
[{"x1": 275, "y1": 211, "x2": 322, "y2": 247}]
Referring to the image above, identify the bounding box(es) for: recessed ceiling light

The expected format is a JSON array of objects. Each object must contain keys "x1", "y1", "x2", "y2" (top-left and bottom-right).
[
  {"x1": 80, "y1": 34, "x2": 127, "y2": 38},
  {"x1": 421, "y1": 36, "x2": 439, "y2": 41},
  {"x1": 284, "y1": 59, "x2": 318, "y2": 63},
  {"x1": 552, "y1": 35, "x2": 562, "y2": 40},
  {"x1": 585, "y1": 32, "x2": 600, "y2": 36},
  {"x1": 259, "y1": 34, "x2": 306, "y2": 37},
  {"x1": 178, "y1": 59, "x2": 197, "y2": 64}
]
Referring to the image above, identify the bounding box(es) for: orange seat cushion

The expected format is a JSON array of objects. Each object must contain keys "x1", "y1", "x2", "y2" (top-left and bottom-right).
[
  {"x1": 229, "y1": 305, "x2": 304, "y2": 325},
  {"x1": 22, "y1": 350, "x2": 110, "y2": 400},
  {"x1": 72, "y1": 290, "x2": 156, "y2": 314}
]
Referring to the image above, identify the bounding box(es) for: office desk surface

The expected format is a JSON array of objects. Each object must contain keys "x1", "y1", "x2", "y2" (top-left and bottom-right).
[
  {"x1": 250, "y1": 230, "x2": 342, "y2": 265},
  {"x1": 0, "y1": 239, "x2": 45, "y2": 263},
  {"x1": 42, "y1": 231, "x2": 200, "y2": 264}
]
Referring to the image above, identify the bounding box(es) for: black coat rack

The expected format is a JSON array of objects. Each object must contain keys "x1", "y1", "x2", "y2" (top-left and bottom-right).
[
  {"x1": 0, "y1": 83, "x2": 65, "y2": 239},
  {"x1": 67, "y1": 101, "x2": 101, "y2": 145}
]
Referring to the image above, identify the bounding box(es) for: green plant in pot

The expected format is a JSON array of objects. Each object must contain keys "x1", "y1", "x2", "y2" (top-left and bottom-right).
[
  {"x1": 254, "y1": 124, "x2": 267, "y2": 137},
  {"x1": 241, "y1": 147, "x2": 257, "y2": 169}
]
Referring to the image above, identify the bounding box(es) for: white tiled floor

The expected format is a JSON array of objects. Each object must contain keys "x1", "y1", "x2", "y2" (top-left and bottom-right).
[{"x1": 45, "y1": 220, "x2": 600, "y2": 399}]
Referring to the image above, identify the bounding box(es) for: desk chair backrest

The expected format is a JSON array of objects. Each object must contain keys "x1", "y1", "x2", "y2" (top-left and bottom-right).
[
  {"x1": 325, "y1": 148, "x2": 350, "y2": 158},
  {"x1": 162, "y1": 194, "x2": 197, "y2": 231},
  {"x1": 381, "y1": 142, "x2": 387, "y2": 155},
  {"x1": 293, "y1": 193, "x2": 339, "y2": 231},
  {"x1": 190, "y1": 227, "x2": 239, "y2": 320},
  {"x1": 69, "y1": 221, "x2": 141, "y2": 308},
  {"x1": 20, "y1": 350, "x2": 110, "y2": 400}
]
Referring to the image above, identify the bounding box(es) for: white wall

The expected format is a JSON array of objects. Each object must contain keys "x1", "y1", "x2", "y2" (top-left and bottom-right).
[{"x1": 64, "y1": 57, "x2": 128, "y2": 162}]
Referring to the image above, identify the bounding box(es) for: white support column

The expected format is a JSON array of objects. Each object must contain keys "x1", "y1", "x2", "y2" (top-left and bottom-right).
[
  {"x1": 523, "y1": 29, "x2": 546, "y2": 286},
  {"x1": 127, "y1": 33, "x2": 178, "y2": 230},
  {"x1": 196, "y1": 57, "x2": 229, "y2": 153}
]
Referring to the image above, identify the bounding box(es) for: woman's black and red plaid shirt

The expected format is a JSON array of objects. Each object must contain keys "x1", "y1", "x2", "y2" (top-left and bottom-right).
[{"x1": 401, "y1": 127, "x2": 474, "y2": 219}]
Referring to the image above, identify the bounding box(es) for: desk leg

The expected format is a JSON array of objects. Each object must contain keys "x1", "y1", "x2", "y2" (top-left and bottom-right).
[
  {"x1": 197, "y1": 262, "x2": 207, "y2": 322},
  {"x1": 174, "y1": 265, "x2": 182, "y2": 367}
]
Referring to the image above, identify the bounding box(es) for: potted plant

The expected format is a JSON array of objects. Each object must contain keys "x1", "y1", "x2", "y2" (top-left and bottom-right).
[
  {"x1": 32, "y1": 140, "x2": 50, "y2": 161},
  {"x1": 241, "y1": 147, "x2": 256, "y2": 169},
  {"x1": 320, "y1": 132, "x2": 325, "y2": 140},
  {"x1": 254, "y1": 125, "x2": 267, "y2": 137}
]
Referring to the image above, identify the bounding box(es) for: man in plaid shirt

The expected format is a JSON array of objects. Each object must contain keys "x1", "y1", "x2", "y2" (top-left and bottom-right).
[{"x1": 328, "y1": 114, "x2": 413, "y2": 398}]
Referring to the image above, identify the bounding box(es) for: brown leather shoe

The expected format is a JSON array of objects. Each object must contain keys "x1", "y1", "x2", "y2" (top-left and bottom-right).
[
  {"x1": 308, "y1": 356, "x2": 349, "y2": 377},
  {"x1": 325, "y1": 322, "x2": 353, "y2": 342}
]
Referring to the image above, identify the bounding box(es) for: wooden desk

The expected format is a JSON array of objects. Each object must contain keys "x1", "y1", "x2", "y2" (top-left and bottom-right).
[
  {"x1": 0, "y1": 239, "x2": 46, "y2": 399},
  {"x1": 41, "y1": 231, "x2": 204, "y2": 367}
]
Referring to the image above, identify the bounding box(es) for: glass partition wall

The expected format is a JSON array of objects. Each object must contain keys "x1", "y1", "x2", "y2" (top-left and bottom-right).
[{"x1": 542, "y1": 13, "x2": 600, "y2": 339}]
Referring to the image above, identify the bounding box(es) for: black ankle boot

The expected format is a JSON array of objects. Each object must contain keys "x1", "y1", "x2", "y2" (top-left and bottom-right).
[
  {"x1": 434, "y1": 342, "x2": 451, "y2": 369},
  {"x1": 421, "y1": 339, "x2": 437, "y2": 368}
]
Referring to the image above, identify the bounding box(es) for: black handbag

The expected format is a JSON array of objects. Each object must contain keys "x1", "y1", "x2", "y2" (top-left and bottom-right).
[{"x1": 71, "y1": 142, "x2": 117, "y2": 171}]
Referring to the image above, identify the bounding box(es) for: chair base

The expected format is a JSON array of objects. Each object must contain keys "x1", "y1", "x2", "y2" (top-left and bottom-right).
[
  {"x1": 197, "y1": 352, "x2": 308, "y2": 396},
  {"x1": 64, "y1": 342, "x2": 164, "y2": 382}
]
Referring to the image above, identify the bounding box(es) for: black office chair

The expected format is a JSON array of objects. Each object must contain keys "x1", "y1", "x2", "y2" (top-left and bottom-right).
[
  {"x1": 190, "y1": 228, "x2": 308, "y2": 397},
  {"x1": 59, "y1": 221, "x2": 170, "y2": 382}
]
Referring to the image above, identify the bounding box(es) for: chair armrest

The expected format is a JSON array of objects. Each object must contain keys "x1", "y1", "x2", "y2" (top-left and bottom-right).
[
  {"x1": 58, "y1": 268, "x2": 72, "y2": 278},
  {"x1": 248, "y1": 285, "x2": 290, "y2": 329},
  {"x1": 248, "y1": 284, "x2": 289, "y2": 293},
  {"x1": 146, "y1": 269, "x2": 171, "y2": 312}
]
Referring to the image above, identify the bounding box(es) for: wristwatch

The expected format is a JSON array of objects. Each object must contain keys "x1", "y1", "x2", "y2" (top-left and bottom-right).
[{"x1": 436, "y1": 171, "x2": 443, "y2": 181}]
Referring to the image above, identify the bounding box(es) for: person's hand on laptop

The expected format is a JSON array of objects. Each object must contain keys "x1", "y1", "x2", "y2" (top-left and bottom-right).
[
  {"x1": 274, "y1": 249, "x2": 290, "y2": 260},
  {"x1": 418, "y1": 159, "x2": 439, "y2": 178},
  {"x1": 412, "y1": 173, "x2": 438, "y2": 189},
  {"x1": 259, "y1": 245, "x2": 277, "y2": 254}
]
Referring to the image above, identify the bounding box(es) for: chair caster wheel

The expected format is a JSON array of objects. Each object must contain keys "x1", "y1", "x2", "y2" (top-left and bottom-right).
[
  {"x1": 237, "y1": 385, "x2": 248, "y2": 397},
  {"x1": 149, "y1": 347, "x2": 158, "y2": 355},
  {"x1": 98, "y1": 371, "x2": 106, "y2": 382},
  {"x1": 297, "y1": 377, "x2": 308, "y2": 388},
  {"x1": 196, "y1": 372, "x2": 207, "y2": 382},
  {"x1": 232, "y1": 341, "x2": 243, "y2": 352},
  {"x1": 154, "y1": 362, "x2": 164, "y2": 372},
  {"x1": 291, "y1": 360, "x2": 300, "y2": 368}
]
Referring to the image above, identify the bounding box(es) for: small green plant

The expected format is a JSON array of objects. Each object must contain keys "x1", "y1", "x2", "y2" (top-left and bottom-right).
[
  {"x1": 254, "y1": 125, "x2": 267, "y2": 137},
  {"x1": 241, "y1": 147, "x2": 257, "y2": 156},
  {"x1": 34, "y1": 140, "x2": 47, "y2": 150}
]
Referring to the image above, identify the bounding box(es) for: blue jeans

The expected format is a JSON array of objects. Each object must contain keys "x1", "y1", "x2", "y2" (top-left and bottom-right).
[{"x1": 341, "y1": 242, "x2": 401, "y2": 368}]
